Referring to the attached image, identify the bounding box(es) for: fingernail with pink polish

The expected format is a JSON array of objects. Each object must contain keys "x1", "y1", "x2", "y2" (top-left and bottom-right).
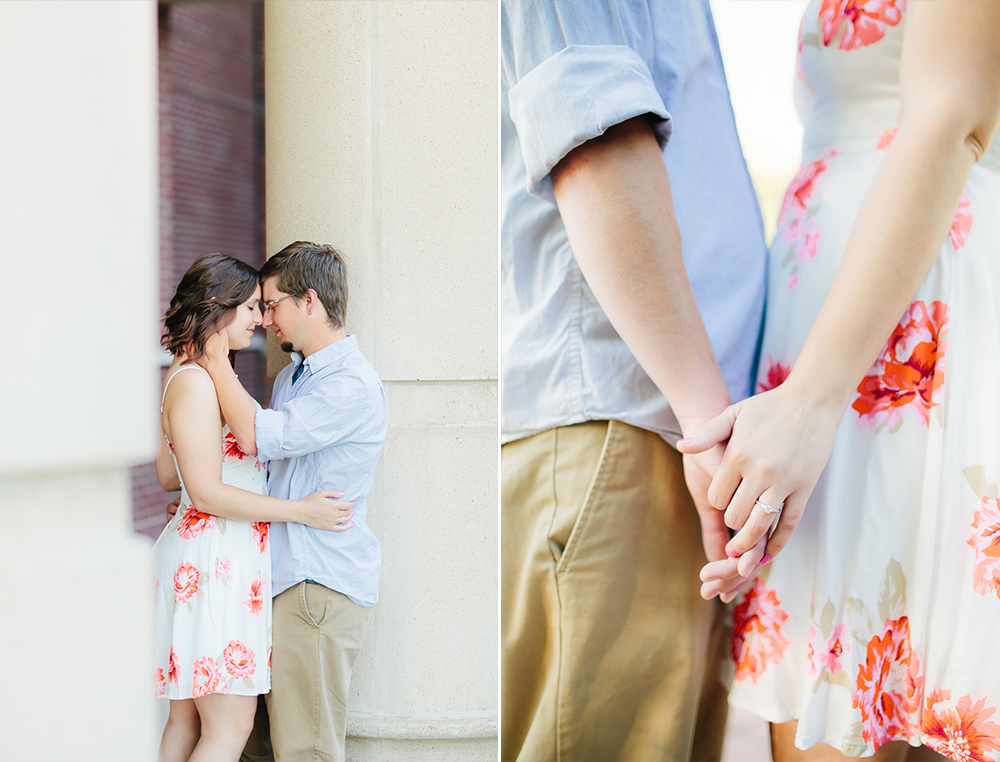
[
  {"x1": 726, "y1": 548, "x2": 739, "y2": 559},
  {"x1": 678, "y1": 437, "x2": 694, "y2": 445},
  {"x1": 762, "y1": 553, "x2": 772, "y2": 564}
]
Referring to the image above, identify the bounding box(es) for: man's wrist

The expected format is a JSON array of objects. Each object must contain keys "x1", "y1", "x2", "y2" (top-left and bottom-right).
[{"x1": 675, "y1": 402, "x2": 731, "y2": 441}]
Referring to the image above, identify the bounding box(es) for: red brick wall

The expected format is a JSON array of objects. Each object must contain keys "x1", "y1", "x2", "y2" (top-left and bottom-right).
[{"x1": 132, "y1": 2, "x2": 267, "y2": 540}]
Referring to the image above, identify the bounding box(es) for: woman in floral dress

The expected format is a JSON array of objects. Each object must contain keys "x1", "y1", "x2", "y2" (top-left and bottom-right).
[
  {"x1": 680, "y1": 2, "x2": 1000, "y2": 760},
  {"x1": 153, "y1": 254, "x2": 354, "y2": 762}
]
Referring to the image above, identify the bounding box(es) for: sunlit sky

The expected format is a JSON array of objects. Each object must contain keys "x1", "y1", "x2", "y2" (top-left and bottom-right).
[{"x1": 710, "y1": 0, "x2": 810, "y2": 241}]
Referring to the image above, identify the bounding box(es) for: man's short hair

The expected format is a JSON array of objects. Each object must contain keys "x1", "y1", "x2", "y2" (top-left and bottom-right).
[{"x1": 260, "y1": 241, "x2": 348, "y2": 329}]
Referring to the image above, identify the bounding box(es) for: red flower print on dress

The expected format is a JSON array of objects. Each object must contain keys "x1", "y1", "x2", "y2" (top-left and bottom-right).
[
  {"x1": 246, "y1": 578, "x2": 265, "y2": 617},
  {"x1": 252, "y1": 522, "x2": 269, "y2": 553},
  {"x1": 169, "y1": 647, "x2": 179, "y2": 685},
  {"x1": 851, "y1": 616, "x2": 923, "y2": 749},
  {"x1": 852, "y1": 300, "x2": 949, "y2": 432},
  {"x1": 191, "y1": 657, "x2": 222, "y2": 698},
  {"x1": 155, "y1": 667, "x2": 166, "y2": 698},
  {"x1": 820, "y1": 0, "x2": 904, "y2": 51},
  {"x1": 731, "y1": 578, "x2": 790, "y2": 684},
  {"x1": 921, "y1": 689, "x2": 1000, "y2": 762},
  {"x1": 174, "y1": 562, "x2": 199, "y2": 605},
  {"x1": 223, "y1": 640, "x2": 256, "y2": 680},
  {"x1": 223, "y1": 432, "x2": 250, "y2": 460},
  {"x1": 806, "y1": 623, "x2": 850, "y2": 677},
  {"x1": 949, "y1": 195, "x2": 973, "y2": 251},
  {"x1": 877, "y1": 127, "x2": 897, "y2": 150},
  {"x1": 967, "y1": 496, "x2": 1000, "y2": 599},
  {"x1": 777, "y1": 152, "x2": 835, "y2": 287},
  {"x1": 177, "y1": 504, "x2": 216, "y2": 539},
  {"x1": 778, "y1": 157, "x2": 830, "y2": 244},
  {"x1": 758, "y1": 355, "x2": 792, "y2": 393}
]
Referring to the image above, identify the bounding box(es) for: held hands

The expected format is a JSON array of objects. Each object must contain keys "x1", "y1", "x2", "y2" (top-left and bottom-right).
[
  {"x1": 679, "y1": 379, "x2": 844, "y2": 591},
  {"x1": 299, "y1": 490, "x2": 355, "y2": 531},
  {"x1": 682, "y1": 445, "x2": 764, "y2": 603}
]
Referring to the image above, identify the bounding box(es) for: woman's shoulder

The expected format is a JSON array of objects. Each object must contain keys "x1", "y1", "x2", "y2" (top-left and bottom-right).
[{"x1": 162, "y1": 364, "x2": 218, "y2": 408}]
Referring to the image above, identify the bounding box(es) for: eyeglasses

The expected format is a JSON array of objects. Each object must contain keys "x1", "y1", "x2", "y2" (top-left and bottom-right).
[{"x1": 262, "y1": 295, "x2": 294, "y2": 314}]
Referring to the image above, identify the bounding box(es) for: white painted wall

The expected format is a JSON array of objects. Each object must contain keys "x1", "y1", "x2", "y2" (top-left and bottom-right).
[{"x1": 264, "y1": 2, "x2": 498, "y2": 760}]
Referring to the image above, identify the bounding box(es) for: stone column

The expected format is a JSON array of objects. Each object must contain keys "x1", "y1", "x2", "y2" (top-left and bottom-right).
[
  {"x1": 264, "y1": 2, "x2": 497, "y2": 760},
  {"x1": 0, "y1": 1, "x2": 159, "y2": 760}
]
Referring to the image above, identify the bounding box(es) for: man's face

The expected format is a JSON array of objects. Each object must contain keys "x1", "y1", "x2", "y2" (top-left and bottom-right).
[{"x1": 261, "y1": 277, "x2": 298, "y2": 353}]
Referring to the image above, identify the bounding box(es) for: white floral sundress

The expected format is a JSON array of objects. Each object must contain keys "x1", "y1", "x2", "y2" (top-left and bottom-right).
[
  {"x1": 727, "y1": 2, "x2": 1000, "y2": 760},
  {"x1": 152, "y1": 364, "x2": 271, "y2": 700}
]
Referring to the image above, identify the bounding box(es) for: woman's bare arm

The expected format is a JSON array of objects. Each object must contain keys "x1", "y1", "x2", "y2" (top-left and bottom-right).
[
  {"x1": 681, "y1": 0, "x2": 1000, "y2": 588},
  {"x1": 162, "y1": 369, "x2": 352, "y2": 529},
  {"x1": 155, "y1": 422, "x2": 181, "y2": 492}
]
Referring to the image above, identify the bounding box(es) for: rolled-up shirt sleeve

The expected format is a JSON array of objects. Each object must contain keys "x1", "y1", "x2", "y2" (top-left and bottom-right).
[
  {"x1": 255, "y1": 375, "x2": 370, "y2": 461},
  {"x1": 502, "y1": 1, "x2": 673, "y2": 203}
]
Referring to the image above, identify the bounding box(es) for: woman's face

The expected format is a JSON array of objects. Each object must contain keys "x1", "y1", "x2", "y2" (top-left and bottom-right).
[{"x1": 224, "y1": 285, "x2": 263, "y2": 350}]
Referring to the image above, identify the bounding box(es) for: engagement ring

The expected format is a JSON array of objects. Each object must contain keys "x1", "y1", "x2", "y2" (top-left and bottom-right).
[{"x1": 754, "y1": 499, "x2": 781, "y2": 514}]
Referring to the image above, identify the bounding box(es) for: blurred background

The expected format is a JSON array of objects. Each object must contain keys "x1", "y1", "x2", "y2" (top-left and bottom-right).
[{"x1": 130, "y1": 2, "x2": 270, "y2": 539}]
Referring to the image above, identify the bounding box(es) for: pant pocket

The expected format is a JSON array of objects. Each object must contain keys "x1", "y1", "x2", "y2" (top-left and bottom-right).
[
  {"x1": 550, "y1": 420, "x2": 618, "y2": 574},
  {"x1": 301, "y1": 581, "x2": 329, "y2": 628}
]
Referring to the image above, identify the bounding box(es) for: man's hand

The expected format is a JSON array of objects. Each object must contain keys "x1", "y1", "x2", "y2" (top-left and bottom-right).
[
  {"x1": 682, "y1": 445, "x2": 729, "y2": 563},
  {"x1": 682, "y1": 443, "x2": 765, "y2": 602},
  {"x1": 166, "y1": 496, "x2": 181, "y2": 523}
]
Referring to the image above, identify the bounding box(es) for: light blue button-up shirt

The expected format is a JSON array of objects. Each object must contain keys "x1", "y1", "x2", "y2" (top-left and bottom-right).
[
  {"x1": 256, "y1": 335, "x2": 387, "y2": 606},
  {"x1": 501, "y1": 0, "x2": 767, "y2": 444}
]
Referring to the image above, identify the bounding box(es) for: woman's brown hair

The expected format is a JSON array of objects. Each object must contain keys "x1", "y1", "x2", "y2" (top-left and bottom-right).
[{"x1": 161, "y1": 253, "x2": 259, "y2": 361}]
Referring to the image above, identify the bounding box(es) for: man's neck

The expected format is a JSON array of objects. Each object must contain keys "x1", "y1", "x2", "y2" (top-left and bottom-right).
[{"x1": 300, "y1": 326, "x2": 348, "y2": 358}]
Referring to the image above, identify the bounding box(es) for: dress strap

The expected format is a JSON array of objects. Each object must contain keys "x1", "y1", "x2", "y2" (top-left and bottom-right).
[{"x1": 160, "y1": 364, "x2": 211, "y2": 412}]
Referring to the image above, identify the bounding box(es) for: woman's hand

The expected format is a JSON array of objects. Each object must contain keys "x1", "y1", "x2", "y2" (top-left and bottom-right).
[
  {"x1": 678, "y1": 377, "x2": 844, "y2": 564},
  {"x1": 298, "y1": 490, "x2": 355, "y2": 531},
  {"x1": 203, "y1": 328, "x2": 230, "y2": 367}
]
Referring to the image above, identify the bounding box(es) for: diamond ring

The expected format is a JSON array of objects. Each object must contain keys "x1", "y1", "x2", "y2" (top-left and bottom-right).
[{"x1": 754, "y1": 499, "x2": 781, "y2": 514}]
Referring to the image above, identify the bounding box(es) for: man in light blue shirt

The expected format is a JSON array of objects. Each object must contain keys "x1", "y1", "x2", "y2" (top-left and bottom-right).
[
  {"x1": 502, "y1": 2, "x2": 767, "y2": 760},
  {"x1": 206, "y1": 241, "x2": 387, "y2": 762}
]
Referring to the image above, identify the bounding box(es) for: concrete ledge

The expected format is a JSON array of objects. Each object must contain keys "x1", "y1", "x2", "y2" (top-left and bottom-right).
[{"x1": 347, "y1": 713, "x2": 497, "y2": 740}]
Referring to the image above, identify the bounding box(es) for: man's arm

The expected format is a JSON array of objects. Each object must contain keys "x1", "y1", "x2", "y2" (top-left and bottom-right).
[
  {"x1": 551, "y1": 116, "x2": 731, "y2": 436},
  {"x1": 551, "y1": 115, "x2": 745, "y2": 567}
]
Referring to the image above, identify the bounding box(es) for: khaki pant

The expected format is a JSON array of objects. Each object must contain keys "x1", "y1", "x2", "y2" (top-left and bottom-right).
[
  {"x1": 242, "y1": 582, "x2": 373, "y2": 762},
  {"x1": 501, "y1": 421, "x2": 729, "y2": 762}
]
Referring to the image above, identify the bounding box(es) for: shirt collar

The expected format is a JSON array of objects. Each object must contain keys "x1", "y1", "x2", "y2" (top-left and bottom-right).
[{"x1": 292, "y1": 334, "x2": 358, "y2": 374}]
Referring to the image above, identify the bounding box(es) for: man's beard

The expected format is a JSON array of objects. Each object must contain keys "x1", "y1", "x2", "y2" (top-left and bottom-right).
[{"x1": 280, "y1": 341, "x2": 294, "y2": 353}]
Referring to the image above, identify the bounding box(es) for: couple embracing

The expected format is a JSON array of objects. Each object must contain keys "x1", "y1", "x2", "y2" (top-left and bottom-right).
[
  {"x1": 502, "y1": 1, "x2": 1000, "y2": 761},
  {"x1": 152, "y1": 241, "x2": 387, "y2": 762}
]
